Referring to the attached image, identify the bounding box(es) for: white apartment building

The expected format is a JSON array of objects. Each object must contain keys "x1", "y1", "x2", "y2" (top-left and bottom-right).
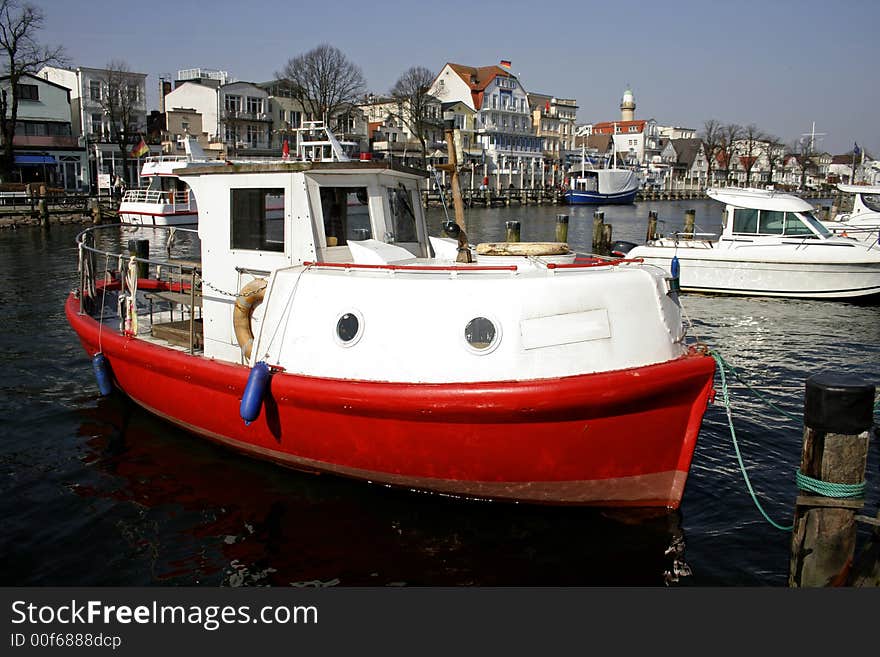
[
  {"x1": 429, "y1": 61, "x2": 542, "y2": 186},
  {"x1": 40, "y1": 65, "x2": 149, "y2": 189}
]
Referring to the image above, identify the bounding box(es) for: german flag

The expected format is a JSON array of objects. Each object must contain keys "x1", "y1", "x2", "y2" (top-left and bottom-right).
[{"x1": 131, "y1": 138, "x2": 149, "y2": 158}]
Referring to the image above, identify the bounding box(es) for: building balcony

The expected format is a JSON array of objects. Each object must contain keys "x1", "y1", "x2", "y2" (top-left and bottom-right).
[
  {"x1": 222, "y1": 109, "x2": 271, "y2": 122},
  {"x1": 12, "y1": 135, "x2": 79, "y2": 148}
]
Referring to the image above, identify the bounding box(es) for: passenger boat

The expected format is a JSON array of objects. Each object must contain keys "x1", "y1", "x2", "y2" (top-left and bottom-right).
[
  {"x1": 118, "y1": 137, "x2": 213, "y2": 226},
  {"x1": 66, "y1": 148, "x2": 716, "y2": 509},
  {"x1": 564, "y1": 148, "x2": 639, "y2": 205},
  {"x1": 821, "y1": 183, "x2": 880, "y2": 246},
  {"x1": 620, "y1": 187, "x2": 880, "y2": 299}
]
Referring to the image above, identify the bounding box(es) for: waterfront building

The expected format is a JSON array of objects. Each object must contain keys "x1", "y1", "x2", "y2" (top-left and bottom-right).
[
  {"x1": 40, "y1": 65, "x2": 150, "y2": 191},
  {"x1": 659, "y1": 138, "x2": 708, "y2": 189},
  {"x1": 357, "y1": 93, "x2": 443, "y2": 166},
  {"x1": 528, "y1": 93, "x2": 578, "y2": 181},
  {"x1": 256, "y1": 79, "x2": 307, "y2": 152},
  {"x1": 0, "y1": 72, "x2": 86, "y2": 191},
  {"x1": 429, "y1": 61, "x2": 542, "y2": 189},
  {"x1": 578, "y1": 88, "x2": 660, "y2": 167}
]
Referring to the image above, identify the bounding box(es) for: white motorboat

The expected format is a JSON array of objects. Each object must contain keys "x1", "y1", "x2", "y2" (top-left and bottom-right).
[
  {"x1": 621, "y1": 187, "x2": 880, "y2": 299},
  {"x1": 821, "y1": 183, "x2": 880, "y2": 246}
]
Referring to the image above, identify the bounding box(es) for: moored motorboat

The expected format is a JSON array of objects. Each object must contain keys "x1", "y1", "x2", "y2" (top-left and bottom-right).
[
  {"x1": 66, "y1": 152, "x2": 716, "y2": 509},
  {"x1": 620, "y1": 187, "x2": 880, "y2": 299},
  {"x1": 564, "y1": 147, "x2": 639, "y2": 205},
  {"x1": 821, "y1": 183, "x2": 880, "y2": 246}
]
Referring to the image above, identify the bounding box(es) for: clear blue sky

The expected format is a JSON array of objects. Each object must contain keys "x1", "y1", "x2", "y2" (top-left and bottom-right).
[{"x1": 39, "y1": 0, "x2": 878, "y2": 155}]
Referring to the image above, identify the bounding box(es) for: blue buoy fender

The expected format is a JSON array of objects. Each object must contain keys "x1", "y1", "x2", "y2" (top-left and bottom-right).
[
  {"x1": 240, "y1": 361, "x2": 271, "y2": 425},
  {"x1": 92, "y1": 352, "x2": 113, "y2": 396},
  {"x1": 669, "y1": 255, "x2": 681, "y2": 294}
]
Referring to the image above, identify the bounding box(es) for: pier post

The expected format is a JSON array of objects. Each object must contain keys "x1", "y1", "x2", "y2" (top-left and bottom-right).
[
  {"x1": 602, "y1": 224, "x2": 613, "y2": 255},
  {"x1": 592, "y1": 211, "x2": 604, "y2": 254},
  {"x1": 788, "y1": 374, "x2": 874, "y2": 587},
  {"x1": 89, "y1": 198, "x2": 103, "y2": 225},
  {"x1": 647, "y1": 210, "x2": 658, "y2": 242},
  {"x1": 555, "y1": 214, "x2": 569, "y2": 243},
  {"x1": 683, "y1": 209, "x2": 695, "y2": 238},
  {"x1": 505, "y1": 220, "x2": 521, "y2": 243},
  {"x1": 38, "y1": 198, "x2": 49, "y2": 228},
  {"x1": 127, "y1": 238, "x2": 150, "y2": 279}
]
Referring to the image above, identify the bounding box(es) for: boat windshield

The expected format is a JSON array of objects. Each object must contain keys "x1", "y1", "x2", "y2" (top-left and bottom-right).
[
  {"x1": 798, "y1": 211, "x2": 832, "y2": 238},
  {"x1": 862, "y1": 193, "x2": 880, "y2": 212}
]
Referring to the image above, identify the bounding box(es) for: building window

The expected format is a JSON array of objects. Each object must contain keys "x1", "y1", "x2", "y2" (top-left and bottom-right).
[
  {"x1": 127, "y1": 84, "x2": 139, "y2": 103},
  {"x1": 17, "y1": 84, "x2": 39, "y2": 101},
  {"x1": 246, "y1": 96, "x2": 262, "y2": 114},
  {"x1": 247, "y1": 124, "x2": 259, "y2": 146},
  {"x1": 91, "y1": 113, "x2": 103, "y2": 135},
  {"x1": 225, "y1": 95, "x2": 241, "y2": 112},
  {"x1": 89, "y1": 80, "x2": 101, "y2": 101}
]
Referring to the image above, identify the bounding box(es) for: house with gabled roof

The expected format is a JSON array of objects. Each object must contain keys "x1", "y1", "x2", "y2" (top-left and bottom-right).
[{"x1": 429, "y1": 61, "x2": 542, "y2": 187}]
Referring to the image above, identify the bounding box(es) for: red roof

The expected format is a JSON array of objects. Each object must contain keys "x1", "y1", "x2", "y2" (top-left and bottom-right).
[
  {"x1": 447, "y1": 63, "x2": 515, "y2": 110},
  {"x1": 590, "y1": 120, "x2": 646, "y2": 135}
]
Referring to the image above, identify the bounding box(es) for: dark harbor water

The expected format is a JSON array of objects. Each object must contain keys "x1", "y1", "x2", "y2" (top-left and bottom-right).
[{"x1": 1, "y1": 198, "x2": 878, "y2": 587}]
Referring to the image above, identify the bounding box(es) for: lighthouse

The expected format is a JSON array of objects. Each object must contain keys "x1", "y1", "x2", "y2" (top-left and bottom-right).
[{"x1": 620, "y1": 87, "x2": 636, "y2": 122}]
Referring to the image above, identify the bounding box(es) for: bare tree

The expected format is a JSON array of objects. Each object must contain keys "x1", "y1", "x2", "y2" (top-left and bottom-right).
[
  {"x1": 700, "y1": 119, "x2": 722, "y2": 188},
  {"x1": 94, "y1": 60, "x2": 143, "y2": 184},
  {"x1": 388, "y1": 66, "x2": 441, "y2": 167},
  {"x1": 717, "y1": 123, "x2": 742, "y2": 185},
  {"x1": 0, "y1": 0, "x2": 65, "y2": 182},
  {"x1": 762, "y1": 135, "x2": 785, "y2": 188},
  {"x1": 277, "y1": 44, "x2": 366, "y2": 126},
  {"x1": 738, "y1": 124, "x2": 765, "y2": 188},
  {"x1": 789, "y1": 137, "x2": 813, "y2": 191}
]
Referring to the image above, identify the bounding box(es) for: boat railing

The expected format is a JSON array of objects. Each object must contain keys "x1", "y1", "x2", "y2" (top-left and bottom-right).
[
  {"x1": 76, "y1": 225, "x2": 203, "y2": 353},
  {"x1": 121, "y1": 189, "x2": 193, "y2": 210},
  {"x1": 665, "y1": 231, "x2": 719, "y2": 241}
]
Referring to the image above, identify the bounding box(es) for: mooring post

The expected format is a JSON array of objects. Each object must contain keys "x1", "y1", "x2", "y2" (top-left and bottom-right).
[
  {"x1": 602, "y1": 223, "x2": 613, "y2": 256},
  {"x1": 505, "y1": 220, "x2": 521, "y2": 243},
  {"x1": 683, "y1": 209, "x2": 696, "y2": 239},
  {"x1": 788, "y1": 374, "x2": 875, "y2": 587},
  {"x1": 38, "y1": 198, "x2": 49, "y2": 229},
  {"x1": 555, "y1": 214, "x2": 569, "y2": 243},
  {"x1": 128, "y1": 238, "x2": 150, "y2": 279},
  {"x1": 592, "y1": 211, "x2": 604, "y2": 253},
  {"x1": 647, "y1": 210, "x2": 658, "y2": 242}
]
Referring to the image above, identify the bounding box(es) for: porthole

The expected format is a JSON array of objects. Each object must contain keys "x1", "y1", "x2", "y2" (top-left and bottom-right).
[
  {"x1": 335, "y1": 310, "x2": 364, "y2": 347},
  {"x1": 464, "y1": 316, "x2": 501, "y2": 354}
]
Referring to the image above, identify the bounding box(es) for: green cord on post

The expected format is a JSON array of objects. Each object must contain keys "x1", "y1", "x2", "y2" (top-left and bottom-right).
[{"x1": 710, "y1": 350, "x2": 794, "y2": 531}]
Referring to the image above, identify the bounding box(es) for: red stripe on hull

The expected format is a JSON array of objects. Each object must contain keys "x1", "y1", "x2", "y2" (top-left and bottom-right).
[{"x1": 66, "y1": 292, "x2": 715, "y2": 508}]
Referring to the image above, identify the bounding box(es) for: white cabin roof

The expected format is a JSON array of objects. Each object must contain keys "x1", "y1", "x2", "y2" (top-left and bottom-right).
[
  {"x1": 837, "y1": 183, "x2": 880, "y2": 194},
  {"x1": 707, "y1": 187, "x2": 815, "y2": 212}
]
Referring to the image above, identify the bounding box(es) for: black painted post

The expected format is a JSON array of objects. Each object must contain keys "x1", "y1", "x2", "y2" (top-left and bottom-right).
[
  {"x1": 789, "y1": 374, "x2": 874, "y2": 587},
  {"x1": 128, "y1": 238, "x2": 150, "y2": 279}
]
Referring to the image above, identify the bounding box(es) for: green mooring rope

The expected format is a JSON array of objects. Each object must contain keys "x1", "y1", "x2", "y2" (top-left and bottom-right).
[
  {"x1": 710, "y1": 350, "x2": 794, "y2": 531},
  {"x1": 709, "y1": 349, "x2": 872, "y2": 532},
  {"x1": 795, "y1": 471, "x2": 866, "y2": 498}
]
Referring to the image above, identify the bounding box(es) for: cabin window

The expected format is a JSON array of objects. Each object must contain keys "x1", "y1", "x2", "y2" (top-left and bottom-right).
[
  {"x1": 464, "y1": 317, "x2": 499, "y2": 353},
  {"x1": 320, "y1": 186, "x2": 371, "y2": 245},
  {"x1": 230, "y1": 188, "x2": 284, "y2": 252},
  {"x1": 758, "y1": 210, "x2": 785, "y2": 235},
  {"x1": 387, "y1": 184, "x2": 418, "y2": 243},
  {"x1": 732, "y1": 208, "x2": 758, "y2": 233},
  {"x1": 863, "y1": 194, "x2": 880, "y2": 212}
]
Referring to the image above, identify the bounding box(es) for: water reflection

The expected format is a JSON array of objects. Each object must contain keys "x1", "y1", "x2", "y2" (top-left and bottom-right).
[{"x1": 62, "y1": 394, "x2": 690, "y2": 587}]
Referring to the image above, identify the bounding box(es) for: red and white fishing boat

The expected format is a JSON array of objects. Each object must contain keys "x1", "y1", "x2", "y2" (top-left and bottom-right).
[{"x1": 66, "y1": 136, "x2": 716, "y2": 509}]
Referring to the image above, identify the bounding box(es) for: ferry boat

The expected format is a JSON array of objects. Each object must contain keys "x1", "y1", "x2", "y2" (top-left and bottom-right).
[
  {"x1": 117, "y1": 137, "x2": 213, "y2": 226},
  {"x1": 620, "y1": 187, "x2": 880, "y2": 299},
  {"x1": 66, "y1": 150, "x2": 716, "y2": 509}
]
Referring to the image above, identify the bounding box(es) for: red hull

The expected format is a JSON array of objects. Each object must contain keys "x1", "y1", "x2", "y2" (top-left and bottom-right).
[{"x1": 66, "y1": 291, "x2": 715, "y2": 508}]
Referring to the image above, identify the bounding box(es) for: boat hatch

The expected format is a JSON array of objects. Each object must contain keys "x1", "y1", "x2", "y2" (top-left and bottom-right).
[{"x1": 729, "y1": 208, "x2": 831, "y2": 238}]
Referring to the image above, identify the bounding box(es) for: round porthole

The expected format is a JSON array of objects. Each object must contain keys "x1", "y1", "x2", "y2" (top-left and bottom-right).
[
  {"x1": 335, "y1": 311, "x2": 364, "y2": 347},
  {"x1": 464, "y1": 316, "x2": 500, "y2": 354}
]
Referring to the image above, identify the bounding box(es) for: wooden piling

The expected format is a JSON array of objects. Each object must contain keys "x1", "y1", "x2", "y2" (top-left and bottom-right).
[
  {"x1": 788, "y1": 374, "x2": 875, "y2": 587},
  {"x1": 683, "y1": 209, "x2": 695, "y2": 238},
  {"x1": 647, "y1": 210, "x2": 658, "y2": 242},
  {"x1": 555, "y1": 214, "x2": 569, "y2": 243},
  {"x1": 592, "y1": 211, "x2": 604, "y2": 254},
  {"x1": 38, "y1": 198, "x2": 49, "y2": 228},
  {"x1": 602, "y1": 224, "x2": 613, "y2": 255},
  {"x1": 505, "y1": 220, "x2": 521, "y2": 243}
]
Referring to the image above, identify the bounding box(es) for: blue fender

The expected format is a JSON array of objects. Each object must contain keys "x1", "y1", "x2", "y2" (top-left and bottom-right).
[
  {"x1": 92, "y1": 352, "x2": 113, "y2": 396},
  {"x1": 240, "y1": 361, "x2": 271, "y2": 425}
]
